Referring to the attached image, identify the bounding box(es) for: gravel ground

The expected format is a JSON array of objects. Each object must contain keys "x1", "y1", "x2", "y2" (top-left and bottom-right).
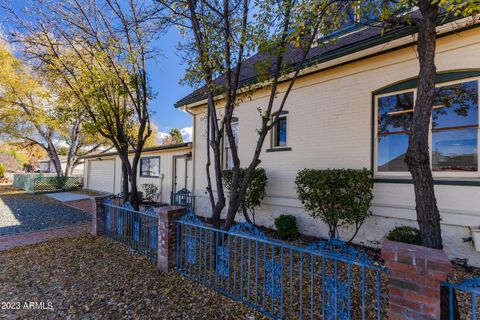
[
  {"x1": 0, "y1": 186, "x2": 90, "y2": 236},
  {"x1": 0, "y1": 235, "x2": 265, "y2": 320}
]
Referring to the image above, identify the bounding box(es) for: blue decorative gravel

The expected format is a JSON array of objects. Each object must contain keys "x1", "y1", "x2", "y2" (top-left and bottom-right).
[{"x1": 0, "y1": 186, "x2": 90, "y2": 236}]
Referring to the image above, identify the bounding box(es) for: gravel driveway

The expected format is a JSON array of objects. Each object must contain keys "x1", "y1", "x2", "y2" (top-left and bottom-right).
[
  {"x1": 0, "y1": 235, "x2": 264, "y2": 319},
  {"x1": 0, "y1": 185, "x2": 90, "y2": 236}
]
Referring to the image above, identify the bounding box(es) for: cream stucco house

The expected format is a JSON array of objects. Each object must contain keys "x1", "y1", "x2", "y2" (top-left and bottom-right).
[
  {"x1": 82, "y1": 143, "x2": 193, "y2": 204},
  {"x1": 175, "y1": 17, "x2": 480, "y2": 265}
]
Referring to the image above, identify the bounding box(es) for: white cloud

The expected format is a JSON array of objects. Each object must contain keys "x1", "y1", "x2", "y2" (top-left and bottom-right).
[
  {"x1": 157, "y1": 131, "x2": 170, "y2": 144},
  {"x1": 181, "y1": 126, "x2": 193, "y2": 142},
  {"x1": 156, "y1": 126, "x2": 192, "y2": 144}
]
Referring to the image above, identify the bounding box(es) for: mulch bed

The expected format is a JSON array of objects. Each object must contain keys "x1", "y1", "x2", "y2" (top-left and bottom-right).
[
  {"x1": 0, "y1": 235, "x2": 266, "y2": 320},
  {"x1": 0, "y1": 186, "x2": 90, "y2": 236}
]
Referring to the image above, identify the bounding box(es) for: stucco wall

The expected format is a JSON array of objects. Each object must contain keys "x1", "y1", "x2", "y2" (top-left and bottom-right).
[
  {"x1": 83, "y1": 147, "x2": 192, "y2": 204},
  {"x1": 190, "y1": 28, "x2": 480, "y2": 265}
]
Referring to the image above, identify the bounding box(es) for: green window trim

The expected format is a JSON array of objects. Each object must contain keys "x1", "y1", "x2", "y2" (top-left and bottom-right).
[
  {"x1": 371, "y1": 71, "x2": 480, "y2": 179},
  {"x1": 373, "y1": 70, "x2": 480, "y2": 95},
  {"x1": 374, "y1": 178, "x2": 480, "y2": 186},
  {"x1": 266, "y1": 147, "x2": 292, "y2": 152}
]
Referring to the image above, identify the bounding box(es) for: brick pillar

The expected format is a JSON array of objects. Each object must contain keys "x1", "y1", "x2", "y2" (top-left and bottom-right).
[
  {"x1": 91, "y1": 196, "x2": 107, "y2": 236},
  {"x1": 381, "y1": 240, "x2": 453, "y2": 320},
  {"x1": 156, "y1": 206, "x2": 187, "y2": 272}
]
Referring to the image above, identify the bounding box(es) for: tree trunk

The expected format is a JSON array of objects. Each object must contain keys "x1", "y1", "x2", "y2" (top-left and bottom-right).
[
  {"x1": 121, "y1": 162, "x2": 129, "y2": 203},
  {"x1": 405, "y1": 1, "x2": 443, "y2": 249},
  {"x1": 47, "y1": 141, "x2": 64, "y2": 178}
]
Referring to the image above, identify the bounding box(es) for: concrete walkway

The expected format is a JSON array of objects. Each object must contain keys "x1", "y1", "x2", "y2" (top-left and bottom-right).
[{"x1": 44, "y1": 192, "x2": 92, "y2": 202}]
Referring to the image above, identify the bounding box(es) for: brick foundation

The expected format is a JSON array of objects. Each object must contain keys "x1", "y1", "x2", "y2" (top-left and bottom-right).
[
  {"x1": 381, "y1": 240, "x2": 453, "y2": 320},
  {"x1": 156, "y1": 206, "x2": 187, "y2": 273}
]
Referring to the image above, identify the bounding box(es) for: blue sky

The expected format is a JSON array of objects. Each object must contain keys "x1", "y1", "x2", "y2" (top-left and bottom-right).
[{"x1": 3, "y1": 1, "x2": 193, "y2": 139}]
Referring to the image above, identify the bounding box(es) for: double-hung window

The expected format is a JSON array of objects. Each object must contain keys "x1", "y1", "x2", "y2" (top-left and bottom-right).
[
  {"x1": 273, "y1": 112, "x2": 288, "y2": 148},
  {"x1": 225, "y1": 118, "x2": 239, "y2": 169},
  {"x1": 375, "y1": 78, "x2": 479, "y2": 177}
]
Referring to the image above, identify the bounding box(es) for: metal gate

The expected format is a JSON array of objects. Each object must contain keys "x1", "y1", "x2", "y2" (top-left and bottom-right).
[{"x1": 176, "y1": 211, "x2": 388, "y2": 319}]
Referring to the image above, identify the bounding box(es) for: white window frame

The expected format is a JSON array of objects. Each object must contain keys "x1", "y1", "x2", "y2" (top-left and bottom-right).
[{"x1": 374, "y1": 77, "x2": 480, "y2": 178}]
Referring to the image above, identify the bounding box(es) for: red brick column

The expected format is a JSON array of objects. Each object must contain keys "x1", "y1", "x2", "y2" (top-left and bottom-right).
[
  {"x1": 381, "y1": 240, "x2": 453, "y2": 320},
  {"x1": 91, "y1": 196, "x2": 108, "y2": 236},
  {"x1": 156, "y1": 206, "x2": 187, "y2": 273}
]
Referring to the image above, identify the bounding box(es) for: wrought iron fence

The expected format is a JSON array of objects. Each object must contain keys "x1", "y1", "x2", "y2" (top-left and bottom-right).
[
  {"x1": 176, "y1": 212, "x2": 388, "y2": 319},
  {"x1": 171, "y1": 188, "x2": 194, "y2": 210},
  {"x1": 104, "y1": 200, "x2": 158, "y2": 262},
  {"x1": 442, "y1": 278, "x2": 480, "y2": 319}
]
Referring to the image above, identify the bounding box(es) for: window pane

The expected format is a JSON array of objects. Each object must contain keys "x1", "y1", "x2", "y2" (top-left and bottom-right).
[
  {"x1": 276, "y1": 117, "x2": 287, "y2": 146},
  {"x1": 378, "y1": 134, "x2": 409, "y2": 171},
  {"x1": 150, "y1": 158, "x2": 160, "y2": 176},
  {"x1": 432, "y1": 128, "x2": 478, "y2": 172},
  {"x1": 378, "y1": 92, "x2": 414, "y2": 133},
  {"x1": 141, "y1": 158, "x2": 159, "y2": 176},
  {"x1": 433, "y1": 80, "x2": 478, "y2": 129}
]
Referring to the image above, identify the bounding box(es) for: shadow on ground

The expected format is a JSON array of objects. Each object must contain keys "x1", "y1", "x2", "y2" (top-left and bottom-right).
[
  {"x1": 0, "y1": 185, "x2": 90, "y2": 236},
  {"x1": 0, "y1": 235, "x2": 265, "y2": 319}
]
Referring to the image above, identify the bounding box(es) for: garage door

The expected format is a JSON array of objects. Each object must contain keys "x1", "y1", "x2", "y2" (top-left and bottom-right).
[{"x1": 87, "y1": 159, "x2": 115, "y2": 193}]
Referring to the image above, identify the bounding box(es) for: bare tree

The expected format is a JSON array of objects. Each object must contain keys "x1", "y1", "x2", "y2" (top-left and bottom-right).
[{"x1": 162, "y1": 0, "x2": 344, "y2": 229}]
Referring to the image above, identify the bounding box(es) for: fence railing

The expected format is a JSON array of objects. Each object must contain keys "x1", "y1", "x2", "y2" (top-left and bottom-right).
[
  {"x1": 32, "y1": 176, "x2": 83, "y2": 193},
  {"x1": 442, "y1": 278, "x2": 480, "y2": 319},
  {"x1": 104, "y1": 200, "x2": 158, "y2": 262},
  {"x1": 176, "y1": 212, "x2": 388, "y2": 319},
  {"x1": 171, "y1": 188, "x2": 194, "y2": 210},
  {"x1": 12, "y1": 173, "x2": 82, "y2": 194}
]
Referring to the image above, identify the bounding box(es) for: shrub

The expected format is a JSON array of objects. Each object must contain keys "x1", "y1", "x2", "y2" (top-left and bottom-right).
[
  {"x1": 0, "y1": 163, "x2": 5, "y2": 178},
  {"x1": 387, "y1": 226, "x2": 421, "y2": 245},
  {"x1": 295, "y1": 168, "x2": 373, "y2": 242},
  {"x1": 275, "y1": 214, "x2": 299, "y2": 240},
  {"x1": 142, "y1": 183, "x2": 159, "y2": 203},
  {"x1": 222, "y1": 168, "x2": 267, "y2": 225}
]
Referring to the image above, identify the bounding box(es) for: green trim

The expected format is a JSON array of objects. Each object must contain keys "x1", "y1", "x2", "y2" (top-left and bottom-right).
[
  {"x1": 374, "y1": 177, "x2": 480, "y2": 186},
  {"x1": 175, "y1": 15, "x2": 478, "y2": 108},
  {"x1": 374, "y1": 70, "x2": 480, "y2": 95},
  {"x1": 266, "y1": 147, "x2": 292, "y2": 152}
]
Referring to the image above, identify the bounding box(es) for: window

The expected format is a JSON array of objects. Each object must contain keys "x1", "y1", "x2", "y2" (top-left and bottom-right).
[
  {"x1": 140, "y1": 157, "x2": 160, "y2": 177},
  {"x1": 273, "y1": 112, "x2": 288, "y2": 147},
  {"x1": 225, "y1": 118, "x2": 239, "y2": 169},
  {"x1": 375, "y1": 79, "x2": 479, "y2": 176}
]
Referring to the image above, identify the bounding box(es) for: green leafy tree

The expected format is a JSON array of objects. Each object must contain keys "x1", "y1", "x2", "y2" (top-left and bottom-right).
[
  {"x1": 0, "y1": 163, "x2": 6, "y2": 178},
  {"x1": 170, "y1": 128, "x2": 184, "y2": 144},
  {"x1": 222, "y1": 168, "x2": 267, "y2": 225}
]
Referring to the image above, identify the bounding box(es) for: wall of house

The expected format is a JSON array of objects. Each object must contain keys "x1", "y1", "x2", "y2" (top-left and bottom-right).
[
  {"x1": 83, "y1": 147, "x2": 193, "y2": 204},
  {"x1": 190, "y1": 27, "x2": 480, "y2": 265}
]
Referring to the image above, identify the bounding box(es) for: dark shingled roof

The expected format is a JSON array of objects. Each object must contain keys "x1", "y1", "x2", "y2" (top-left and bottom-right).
[
  {"x1": 175, "y1": 14, "x2": 472, "y2": 108},
  {"x1": 80, "y1": 142, "x2": 192, "y2": 159}
]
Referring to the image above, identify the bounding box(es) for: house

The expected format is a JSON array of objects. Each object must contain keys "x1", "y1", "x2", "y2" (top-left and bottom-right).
[
  {"x1": 175, "y1": 17, "x2": 480, "y2": 265},
  {"x1": 81, "y1": 143, "x2": 193, "y2": 204},
  {"x1": 38, "y1": 156, "x2": 84, "y2": 176}
]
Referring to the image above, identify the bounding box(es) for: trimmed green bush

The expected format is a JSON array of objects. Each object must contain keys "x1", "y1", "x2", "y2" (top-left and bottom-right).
[
  {"x1": 295, "y1": 168, "x2": 374, "y2": 241},
  {"x1": 0, "y1": 163, "x2": 5, "y2": 178},
  {"x1": 386, "y1": 226, "x2": 421, "y2": 245},
  {"x1": 275, "y1": 214, "x2": 299, "y2": 240}
]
